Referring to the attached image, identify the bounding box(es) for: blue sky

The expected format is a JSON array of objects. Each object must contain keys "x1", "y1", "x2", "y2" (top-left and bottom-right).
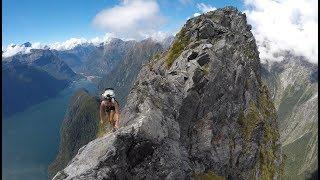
[{"x1": 2, "y1": 0, "x2": 244, "y2": 47}]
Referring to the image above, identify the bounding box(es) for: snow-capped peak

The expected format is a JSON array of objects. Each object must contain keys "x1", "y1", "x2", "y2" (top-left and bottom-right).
[{"x1": 2, "y1": 33, "x2": 115, "y2": 58}]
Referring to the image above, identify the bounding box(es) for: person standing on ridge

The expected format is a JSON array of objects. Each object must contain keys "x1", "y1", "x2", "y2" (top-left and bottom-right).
[{"x1": 100, "y1": 88, "x2": 120, "y2": 132}]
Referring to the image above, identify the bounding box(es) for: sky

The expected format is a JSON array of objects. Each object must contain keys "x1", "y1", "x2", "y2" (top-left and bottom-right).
[
  {"x1": 2, "y1": 0, "x2": 243, "y2": 46},
  {"x1": 2, "y1": 0, "x2": 318, "y2": 63}
]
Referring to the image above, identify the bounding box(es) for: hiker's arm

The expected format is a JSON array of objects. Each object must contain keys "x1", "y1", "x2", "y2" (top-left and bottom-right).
[
  {"x1": 99, "y1": 101, "x2": 107, "y2": 124},
  {"x1": 114, "y1": 100, "x2": 121, "y2": 129}
]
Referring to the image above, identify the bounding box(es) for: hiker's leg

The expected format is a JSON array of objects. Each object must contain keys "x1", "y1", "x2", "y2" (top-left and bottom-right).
[
  {"x1": 114, "y1": 112, "x2": 119, "y2": 129},
  {"x1": 114, "y1": 101, "x2": 120, "y2": 129},
  {"x1": 109, "y1": 111, "x2": 115, "y2": 128}
]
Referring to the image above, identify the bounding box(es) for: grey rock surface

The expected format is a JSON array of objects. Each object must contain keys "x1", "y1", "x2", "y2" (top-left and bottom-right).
[{"x1": 54, "y1": 6, "x2": 283, "y2": 180}]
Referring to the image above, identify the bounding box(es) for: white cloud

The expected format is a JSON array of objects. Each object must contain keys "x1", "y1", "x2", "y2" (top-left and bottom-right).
[
  {"x1": 244, "y1": 0, "x2": 318, "y2": 63},
  {"x1": 92, "y1": 0, "x2": 166, "y2": 40},
  {"x1": 197, "y1": 3, "x2": 217, "y2": 13},
  {"x1": 193, "y1": 2, "x2": 217, "y2": 19},
  {"x1": 179, "y1": 0, "x2": 192, "y2": 5},
  {"x1": 141, "y1": 31, "x2": 172, "y2": 42}
]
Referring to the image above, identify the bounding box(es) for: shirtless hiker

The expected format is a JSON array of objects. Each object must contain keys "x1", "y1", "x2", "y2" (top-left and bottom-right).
[{"x1": 100, "y1": 88, "x2": 120, "y2": 131}]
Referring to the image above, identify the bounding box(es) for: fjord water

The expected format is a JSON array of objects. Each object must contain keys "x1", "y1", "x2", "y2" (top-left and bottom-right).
[{"x1": 2, "y1": 79, "x2": 97, "y2": 180}]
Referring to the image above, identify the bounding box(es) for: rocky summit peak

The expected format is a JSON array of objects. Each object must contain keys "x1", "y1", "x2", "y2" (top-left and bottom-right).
[
  {"x1": 54, "y1": 7, "x2": 284, "y2": 180},
  {"x1": 22, "y1": 42, "x2": 32, "y2": 47}
]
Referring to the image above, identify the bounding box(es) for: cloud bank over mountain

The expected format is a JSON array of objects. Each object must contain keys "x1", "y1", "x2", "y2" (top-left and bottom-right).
[
  {"x1": 244, "y1": 0, "x2": 318, "y2": 63},
  {"x1": 2, "y1": 33, "x2": 115, "y2": 58}
]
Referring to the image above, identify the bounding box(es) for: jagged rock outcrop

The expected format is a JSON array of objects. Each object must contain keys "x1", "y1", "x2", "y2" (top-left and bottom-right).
[
  {"x1": 54, "y1": 7, "x2": 284, "y2": 179},
  {"x1": 261, "y1": 54, "x2": 318, "y2": 179}
]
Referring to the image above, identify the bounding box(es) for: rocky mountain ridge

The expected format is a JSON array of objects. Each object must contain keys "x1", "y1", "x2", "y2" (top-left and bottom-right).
[
  {"x1": 53, "y1": 7, "x2": 284, "y2": 180},
  {"x1": 2, "y1": 49, "x2": 78, "y2": 80}
]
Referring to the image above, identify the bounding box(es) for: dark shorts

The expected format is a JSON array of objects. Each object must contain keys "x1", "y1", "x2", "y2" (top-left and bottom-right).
[{"x1": 106, "y1": 106, "x2": 115, "y2": 112}]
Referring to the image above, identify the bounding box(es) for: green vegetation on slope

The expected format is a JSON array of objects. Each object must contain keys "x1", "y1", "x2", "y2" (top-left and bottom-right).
[
  {"x1": 283, "y1": 133, "x2": 314, "y2": 179},
  {"x1": 48, "y1": 90, "x2": 100, "y2": 178},
  {"x1": 278, "y1": 84, "x2": 309, "y2": 125},
  {"x1": 237, "y1": 101, "x2": 261, "y2": 144},
  {"x1": 238, "y1": 81, "x2": 284, "y2": 179},
  {"x1": 258, "y1": 84, "x2": 283, "y2": 180},
  {"x1": 165, "y1": 27, "x2": 189, "y2": 68},
  {"x1": 195, "y1": 171, "x2": 226, "y2": 180}
]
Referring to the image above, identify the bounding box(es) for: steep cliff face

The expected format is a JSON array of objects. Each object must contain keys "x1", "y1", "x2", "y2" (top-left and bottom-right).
[
  {"x1": 54, "y1": 7, "x2": 283, "y2": 179},
  {"x1": 261, "y1": 55, "x2": 318, "y2": 179}
]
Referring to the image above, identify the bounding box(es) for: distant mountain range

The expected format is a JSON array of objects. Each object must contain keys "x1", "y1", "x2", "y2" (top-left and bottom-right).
[
  {"x1": 2, "y1": 63, "x2": 69, "y2": 117},
  {"x1": 2, "y1": 37, "x2": 173, "y2": 118},
  {"x1": 52, "y1": 44, "x2": 97, "y2": 73},
  {"x1": 2, "y1": 48, "x2": 78, "y2": 80},
  {"x1": 2, "y1": 47, "x2": 78, "y2": 117}
]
